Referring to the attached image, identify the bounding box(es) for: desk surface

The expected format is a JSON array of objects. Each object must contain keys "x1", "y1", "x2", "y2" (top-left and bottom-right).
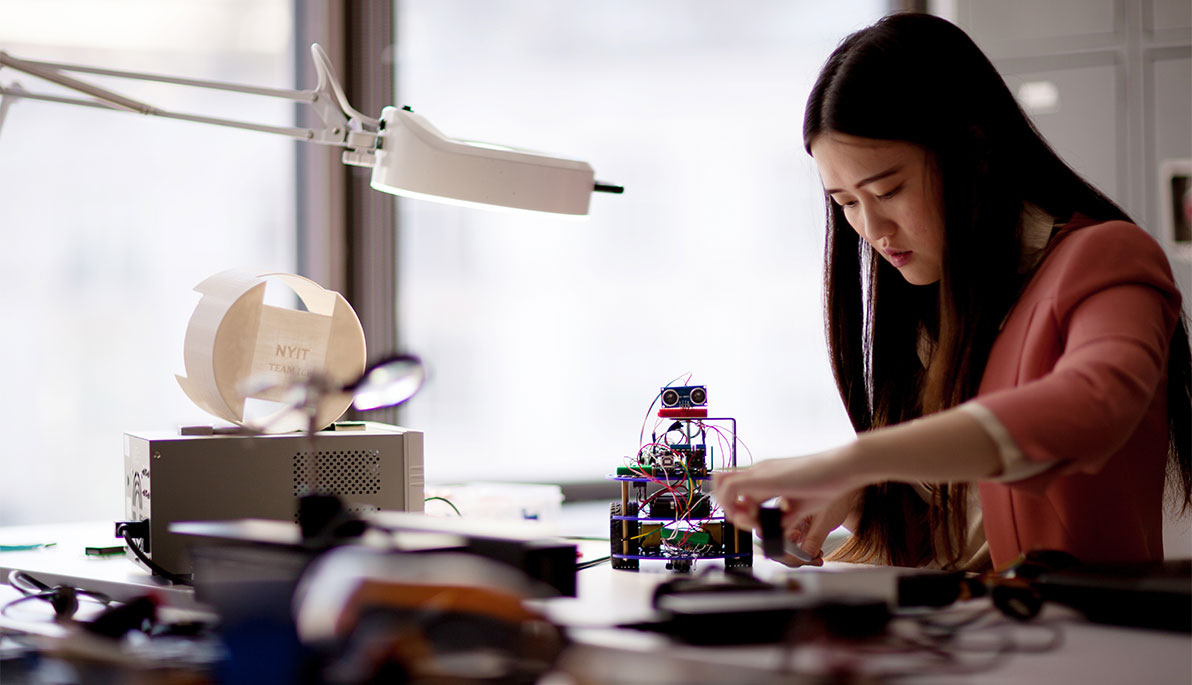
[
  {"x1": 2, "y1": 516, "x2": 1190, "y2": 683},
  {"x1": 552, "y1": 541, "x2": 1192, "y2": 684}
]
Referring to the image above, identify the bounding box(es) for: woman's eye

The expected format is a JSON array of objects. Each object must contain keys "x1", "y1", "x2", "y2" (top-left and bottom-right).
[
  {"x1": 835, "y1": 199, "x2": 857, "y2": 209},
  {"x1": 877, "y1": 187, "x2": 901, "y2": 200}
]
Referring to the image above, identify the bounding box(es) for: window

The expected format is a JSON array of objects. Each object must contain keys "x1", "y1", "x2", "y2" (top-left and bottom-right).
[
  {"x1": 395, "y1": 2, "x2": 884, "y2": 486},
  {"x1": 0, "y1": 0, "x2": 295, "y2": 524}
]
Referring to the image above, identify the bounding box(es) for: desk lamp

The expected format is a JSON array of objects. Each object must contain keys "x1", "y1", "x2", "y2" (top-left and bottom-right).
[{"x1": 0, "y1": 44, "x2": 622, "y2": 216}]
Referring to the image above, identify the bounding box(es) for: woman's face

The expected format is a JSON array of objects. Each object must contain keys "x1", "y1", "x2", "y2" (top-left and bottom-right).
[{"x1": 810, "y1": 132, "x2": 945, "y2": 286}]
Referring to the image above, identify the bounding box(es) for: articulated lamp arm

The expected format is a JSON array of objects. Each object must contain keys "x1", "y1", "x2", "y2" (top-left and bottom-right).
[
  {"x1": 0, "y1": 44, "x2": 621, "y2": 215},
  {"x1": 0, "y1": 44, "x2": 371, "y2": 151}
]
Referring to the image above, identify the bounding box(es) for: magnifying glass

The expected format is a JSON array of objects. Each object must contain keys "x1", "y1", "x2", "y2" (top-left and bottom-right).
[{"x1": 345, "y1": 354, "x2": 426, "y2": 412}]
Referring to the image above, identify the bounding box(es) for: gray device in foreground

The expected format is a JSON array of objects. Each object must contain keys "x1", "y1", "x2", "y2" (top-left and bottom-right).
[{"x1": 123, "y1": 422, "x2": 424, "y2": 576}]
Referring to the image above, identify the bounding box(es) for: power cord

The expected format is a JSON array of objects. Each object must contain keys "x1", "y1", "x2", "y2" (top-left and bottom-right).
[
  {"x1": 4, "y1": 571, "x2": 189, "y2": 640},
  {"x1": 3, "y1": 570, "x2": 112, "y2": 621},
  {"x1": 577, "y1": 556, "x2": 610, "y2": 571},
  {"x1": 114, "y1": 521, "x2": 192, "y2": 585}
]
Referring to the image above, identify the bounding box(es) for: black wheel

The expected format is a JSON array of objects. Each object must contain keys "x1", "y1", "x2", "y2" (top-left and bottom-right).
[
  {"x1": 610, "y1": 501, "x2": 639, "y2": 571},
  {"x1": 667, "y1": 559, "x2": 693, "y2": 573},
  {"x1": 722, "y1": 520, "x2": 754, "y2": 569}
]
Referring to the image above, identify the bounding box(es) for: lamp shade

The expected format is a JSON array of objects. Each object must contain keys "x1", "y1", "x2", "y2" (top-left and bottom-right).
[{"x1": 370, "y1": 106, "x2": 596, "y2": 216}]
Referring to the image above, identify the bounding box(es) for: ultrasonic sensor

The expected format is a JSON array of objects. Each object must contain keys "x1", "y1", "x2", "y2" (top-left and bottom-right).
[{"x1": 658, "y1": 385, "x2": 707, "y2": 414}]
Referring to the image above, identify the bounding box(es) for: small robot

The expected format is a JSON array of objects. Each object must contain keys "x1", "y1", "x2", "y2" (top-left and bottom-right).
[{"x1": 609, "y1": 384, "x2": 752, "y2": 572}]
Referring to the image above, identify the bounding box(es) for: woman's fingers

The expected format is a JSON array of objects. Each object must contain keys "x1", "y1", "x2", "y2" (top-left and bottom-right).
[
  {"x1": 766, "y1": 514, "x2": 824, "y2": 567},
  {"x1": 714, "y1": 455, "x2": 860, "y2": 537},
  {"x1": 800, "y1": 510, "x2": 839, "y2": 557},
  {"x1": 715, "y1": 471, "x2": 776, "y2": 531},
  {"x1": 723, "y1": 507, "x2": 746, "y2": 531},
  {"x1": 780, "y1": 502, "x2": 814, "y2": 531},
  {"x1": 796, "y1": 491, "x2": 857, "y2": 556},
  {"x1": 723, "y1": 493, "x2": 759, "y2": 531},
  {"x1": 788, "y1": 512, "x2": 812, "y2": 543}
]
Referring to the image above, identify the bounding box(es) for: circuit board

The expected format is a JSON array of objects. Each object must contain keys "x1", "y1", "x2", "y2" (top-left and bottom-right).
[{"x1": 608, "y1": 384, "x2": 752, "y2": 572}]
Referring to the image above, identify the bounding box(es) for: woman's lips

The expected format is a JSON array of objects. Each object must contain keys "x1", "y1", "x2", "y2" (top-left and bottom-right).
[{"x1": 885, "y1": 250, "x2": 911, "y2": 267}]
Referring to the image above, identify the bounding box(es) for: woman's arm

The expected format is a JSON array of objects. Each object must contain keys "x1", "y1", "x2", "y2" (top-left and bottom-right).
[{"x1": 715, "y1": 407, "x2": 1002, "y2": 534}]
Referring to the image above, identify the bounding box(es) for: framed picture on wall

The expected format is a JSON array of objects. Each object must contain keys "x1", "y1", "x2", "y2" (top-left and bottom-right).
[{"x1": 1160, "y1": 159, "x2": 1192, "y2": 262}]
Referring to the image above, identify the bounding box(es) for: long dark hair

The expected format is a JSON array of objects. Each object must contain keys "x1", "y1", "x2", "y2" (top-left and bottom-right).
[{"x1": 803, "y1": 13, "x2": 1192, "y2": 568}]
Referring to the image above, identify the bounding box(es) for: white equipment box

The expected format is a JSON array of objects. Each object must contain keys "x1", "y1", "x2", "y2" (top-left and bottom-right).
[{"x1": 123, "y1": 422, "x2": 423, "y2": 576}]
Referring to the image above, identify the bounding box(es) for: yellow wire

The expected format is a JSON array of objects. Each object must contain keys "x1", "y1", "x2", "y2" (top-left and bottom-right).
[{"x1": 679, "y1": 458, "x2": 694, "y2": 513}]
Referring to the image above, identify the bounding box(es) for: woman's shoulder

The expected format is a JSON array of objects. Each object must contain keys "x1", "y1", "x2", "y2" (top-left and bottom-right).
[
  {"x1": 1051, "y1": 216, "x2": 1162, "y2": 255},
  {"x1": 1034, "y1": 216, "x2": 1177, "y2": 294},
  {"x1": 1058, "y1": 216, "x2": 1158, "y2": 244}
]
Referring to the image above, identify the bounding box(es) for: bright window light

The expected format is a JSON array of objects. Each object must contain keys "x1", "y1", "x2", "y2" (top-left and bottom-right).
[
  {"x1": 395, "y1": 1, "x2": 884, "y2": 486},
  {"x1": 0, "y1": 0, "x2": 295, "y2": 525}
]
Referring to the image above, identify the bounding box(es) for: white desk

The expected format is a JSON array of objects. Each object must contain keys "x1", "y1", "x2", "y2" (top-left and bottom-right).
[
  {"x1": 552, "y1": 503, "x2": 1192, "y2": 683},
  {"x1": 2, "y1": 517, "x2": 1190, "y2": 683},
  {"x1": 547, "y1": 543, "x2": 1192, "y2": 684}
]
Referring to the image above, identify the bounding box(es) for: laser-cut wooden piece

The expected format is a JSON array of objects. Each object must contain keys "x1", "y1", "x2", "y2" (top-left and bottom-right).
[{"x1": 176, "y1": 270, "x2": 366, "y2": 433}]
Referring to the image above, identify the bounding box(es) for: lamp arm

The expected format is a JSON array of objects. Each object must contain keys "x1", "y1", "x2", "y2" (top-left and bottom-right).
[
  {"x1": 0, "y1": 55, "x2": 317, "y2": 103},
  {"x1": 0, "y1": 50, "x2": 154, "y2": 114},
  {"x1": 0, "y1": 85, "x2": 325, "y2": 141},
  {"x1": 0, "y1": 80, "x2": 19, "y2": 134},
  {"x1": 0, "y1": 45, "x2": 621, "y2": 213},
  {"x1": 0, "y1": 44, "x2": 376, "y2": 151}
]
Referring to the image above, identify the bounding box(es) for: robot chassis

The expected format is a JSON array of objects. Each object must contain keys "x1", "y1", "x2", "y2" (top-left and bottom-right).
[{"x1": 609, "y1": 385, "x2": 752, "y2": 572}]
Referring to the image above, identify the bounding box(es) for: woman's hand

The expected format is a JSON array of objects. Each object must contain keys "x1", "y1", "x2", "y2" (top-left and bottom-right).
[
  {"x1": 786, "y1": 488, "x2": 861, "y2": 562},
  {"x1": 714, "y1": 449, "x2": 864, "y2": 539}
]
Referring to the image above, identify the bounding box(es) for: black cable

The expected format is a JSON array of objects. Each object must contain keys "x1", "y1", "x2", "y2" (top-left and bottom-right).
[
  {"x1": 115, "y1": 523, "x2": 192, "y2": 585},
  {"x1": 2, "y1": 593, "x2": 62, "y2": 620},
  {"x1": 3, "y1": 570, "x2": 112, "y2": 621},
  {"x1": 8, "y1": 571, "x2": 111, "y2": 608},
  {"x1": 577, "y1": 556, "x2": 611, "y2": 571},
  {"x1": 849, "y1": 610, "x2": 1064, "y2": 680},
  {"x1": 8, "y1": 569, "x2": 50, "y2": 595},
  {"x1": 912, "y1": 605, "x2": 999, "y2": 637}
]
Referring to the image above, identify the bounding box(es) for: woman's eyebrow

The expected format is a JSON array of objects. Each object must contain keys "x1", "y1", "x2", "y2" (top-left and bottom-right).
[{"x1": 824, "y1": 165, "x2": 903, "y2": 194}]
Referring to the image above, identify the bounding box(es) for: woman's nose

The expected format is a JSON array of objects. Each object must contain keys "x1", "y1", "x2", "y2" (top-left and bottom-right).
[{"x1": 859, "y1": 204, "x2": 895, "y2": 243}]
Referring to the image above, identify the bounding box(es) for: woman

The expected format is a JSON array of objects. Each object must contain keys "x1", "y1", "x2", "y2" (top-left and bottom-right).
[{"x1": 715, "y1": 13, "x2": 1191, "y2": 571}]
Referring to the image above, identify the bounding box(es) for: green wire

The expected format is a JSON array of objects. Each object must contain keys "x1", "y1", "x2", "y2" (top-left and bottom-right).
[
  {"x1": 424, "y1": 496, "x2": 462, "y2": 517},
  {"x1": 0, "y1": 542, "x2": 56, "y2": 552}
]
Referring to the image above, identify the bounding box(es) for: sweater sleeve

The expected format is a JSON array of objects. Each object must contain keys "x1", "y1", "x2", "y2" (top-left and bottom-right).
[
  {"x1": 958, "y1": 401, "x2": 1056, "y2": 482},
  {"x1": 972, "y1": 222, "x2": 1182, "y2": 478}
]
